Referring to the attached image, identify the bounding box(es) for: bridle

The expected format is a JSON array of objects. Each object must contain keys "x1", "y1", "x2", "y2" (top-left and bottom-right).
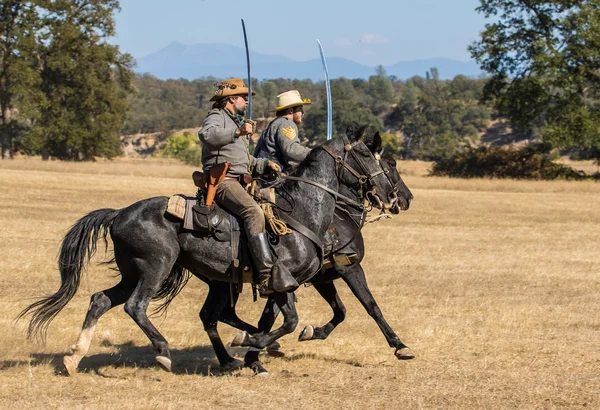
[
  {"x1": 280, "y1": 134, "x2": 397, "y2": 212},
  {"x1": 322, "y1": 134, "x2": 398, "y2": 211}
]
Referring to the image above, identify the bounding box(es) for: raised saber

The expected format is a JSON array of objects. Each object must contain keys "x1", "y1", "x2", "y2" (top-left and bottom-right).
[
  {"x1": 241, "y1": 19, "x2": 252, "y2": 120},
  {"x1": 317, "y1": 39, "x2": 332, "y2": 140}
]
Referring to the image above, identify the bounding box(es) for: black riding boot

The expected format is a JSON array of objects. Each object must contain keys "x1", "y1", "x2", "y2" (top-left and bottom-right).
[{"x1": 248, "y1": 232, "x2": 298, "y2": 296}]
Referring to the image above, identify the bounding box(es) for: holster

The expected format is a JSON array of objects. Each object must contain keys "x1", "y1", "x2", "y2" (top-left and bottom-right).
[{"x1": 192, "y1": 162, "x2": 230, "y2": 207}]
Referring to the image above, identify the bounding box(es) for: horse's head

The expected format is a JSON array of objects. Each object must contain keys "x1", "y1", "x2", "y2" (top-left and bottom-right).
[
  {"x1": 377, "y1": 153, "x2": 413, "y2": 213},
  {"x1": 324, "y1": 124, "x2": 412, "y2": 213}
]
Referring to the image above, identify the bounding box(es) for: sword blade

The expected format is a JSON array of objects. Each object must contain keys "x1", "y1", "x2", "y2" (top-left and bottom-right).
[
  {"x1": 241, "y1": 19, "x2": 252, "y2": 120},
  {"x1": 317, "y1": 39, "x2": 332, "y2": 140}
]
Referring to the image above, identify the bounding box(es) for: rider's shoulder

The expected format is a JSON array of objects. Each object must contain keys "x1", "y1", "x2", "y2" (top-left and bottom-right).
[
  {"x1": 206, "y1": 108, "x2": 225, "y2": 116},
  {"x1": 276, "y1": 116, "x2": 297, "y2": 129}
]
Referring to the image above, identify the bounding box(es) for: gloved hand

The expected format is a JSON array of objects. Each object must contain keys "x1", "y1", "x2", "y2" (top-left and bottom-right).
[
  {"x1": 267, "y1": 160, "x2": 281, "y2": 172},
  {"x1": 262, "y1": 160, "x2": 281, "y2": 181}
]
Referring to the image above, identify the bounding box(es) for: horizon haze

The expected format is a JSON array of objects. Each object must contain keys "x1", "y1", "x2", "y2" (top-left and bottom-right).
[
  {"x1": 113, "y1": 0, "x2": 487, "y2": 69},
  {"x1": 135, "y1": 41, "x2": 483, "y2": 81}
]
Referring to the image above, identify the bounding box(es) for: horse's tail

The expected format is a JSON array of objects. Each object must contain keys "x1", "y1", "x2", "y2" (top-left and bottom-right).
[{"x1": 18, "y1": 208, "x2": 120, "y2": 341}]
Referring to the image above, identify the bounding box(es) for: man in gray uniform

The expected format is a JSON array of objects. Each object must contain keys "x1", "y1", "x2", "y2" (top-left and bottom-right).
[
  {"x1": 254, "y1": 90, "x2": 313, "y2": 169},
  {"x1": 198, "y1": 78, "x2": 298, "y2": 295}
]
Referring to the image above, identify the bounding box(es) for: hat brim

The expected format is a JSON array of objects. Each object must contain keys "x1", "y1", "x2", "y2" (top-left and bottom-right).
[
  {"x1": 210, "y1": 89, "x2": 256, "y2": 102},
  {"x1": 272, "y1": 100, "x2": 312, "y2": 112}
]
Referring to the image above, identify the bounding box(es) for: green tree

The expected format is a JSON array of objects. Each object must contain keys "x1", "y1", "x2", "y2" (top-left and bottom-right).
[
  {"x1": 367, "y1": 66, "x2": 395, "y2": 115},
  {"x1": 36, "y1": 1, "x2": 133, "y2": 160},
  {"x1": 396, "y1": 69, "x2": 474, "y2": 160},
  {"x1": 380, "y1": 132, "x2": 403, "y2": 157},
  {"x1": 303, "y1": 79, "x2": 383, "y2": 144},
  {"x1": 0, "y1": 1, "x2": 42, "y2": 159},
  {"x1": 469, "y1": 0, "x2": 600, "y2": 161},
  {"x1": 4, "y1": 1, "x2": 133, "y2": 160},
  {"x1": 160, "y1": 132, "x2": 202, "y2": 166},
  {"x1": 259, "y1": 81, "x2": 278, "y2": 116}
]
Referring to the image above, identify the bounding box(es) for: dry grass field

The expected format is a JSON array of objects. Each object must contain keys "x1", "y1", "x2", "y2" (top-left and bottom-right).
[{"x1": 0, "y1": 157, "x2": 599, "y2": 409}]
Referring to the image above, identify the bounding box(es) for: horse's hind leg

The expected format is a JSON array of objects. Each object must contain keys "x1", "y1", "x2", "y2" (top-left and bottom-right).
[
  {"x1": 124, "y1": 273, "x2": 174, "y2": 372},
  {"x1": 298, "y1": 280, "x2": 347, "y2": 342},
  {"x1": 63, "y1": 280, "x2": 135, "y2": 376}
]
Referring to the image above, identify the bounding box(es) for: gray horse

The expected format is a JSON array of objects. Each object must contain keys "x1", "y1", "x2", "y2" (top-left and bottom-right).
[
  {"x1": 197, "y1": 151, "x2": 414, "y2": 375},
  {"x1": 20, "y1": 126, "x2": 409, "y2": 376}
]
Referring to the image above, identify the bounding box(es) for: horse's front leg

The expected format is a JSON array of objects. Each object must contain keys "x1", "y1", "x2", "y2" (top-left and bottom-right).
[
  {"x1": 218, "y1": 291, "x2": 283, "y2": 356},
  {"x1": 341, "y1": 263, "x2": 415, "y2": 360},
  {"x1": 298, "y1": 279, "x2": 347, "y2": 341},
  {"x1": 231, "y1": 292, "x2": 298, "y2": 351}
]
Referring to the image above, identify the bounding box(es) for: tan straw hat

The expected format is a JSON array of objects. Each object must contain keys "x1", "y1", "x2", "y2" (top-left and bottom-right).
[
  {"x1": 273, "y1": 90, "x2": 312, "y2": 112},
  {"x1": 210, "y1": 78, "x2": 256, "y2": 102}
]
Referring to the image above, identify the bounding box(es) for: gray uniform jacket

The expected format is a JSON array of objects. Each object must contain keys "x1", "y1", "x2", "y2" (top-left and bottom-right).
[
  {"x1": 254, "y1": 117, "x2": 311, "y2": 168},
  {"x1": 198, "y1": 108, "x2": 265, "y2": 177}
]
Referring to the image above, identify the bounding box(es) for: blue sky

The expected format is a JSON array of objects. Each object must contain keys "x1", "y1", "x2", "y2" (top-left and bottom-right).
[{"x1": 114, "y1": 0, "x2": 488, "y2": 66}]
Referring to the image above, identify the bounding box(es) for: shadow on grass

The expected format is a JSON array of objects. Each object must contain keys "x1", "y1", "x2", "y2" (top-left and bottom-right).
[
  {"x1": 0, "y1": 342, "x2": 381, "y2": 378},
  {"x1": 0, "y1": 340, "x2": 250, "y2": 377}
]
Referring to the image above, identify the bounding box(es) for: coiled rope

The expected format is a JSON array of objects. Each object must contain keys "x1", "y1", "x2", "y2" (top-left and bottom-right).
[{"x1": 260, "y1": 203, "x2": 292, "y2": 236}]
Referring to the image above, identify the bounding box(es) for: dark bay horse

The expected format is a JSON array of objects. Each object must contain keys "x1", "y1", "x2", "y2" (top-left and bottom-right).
[
  {"x1": 198, "y1": 154, "x2": 415, "y2": 375},
  {"x1": 19, "y1": 126, "x2": 408, "y2": 376}
]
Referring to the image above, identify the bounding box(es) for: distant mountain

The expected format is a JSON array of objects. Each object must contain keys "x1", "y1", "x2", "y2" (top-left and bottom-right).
[{"x1": 135, "y1": 42, "x2": 482, "y2": 81}]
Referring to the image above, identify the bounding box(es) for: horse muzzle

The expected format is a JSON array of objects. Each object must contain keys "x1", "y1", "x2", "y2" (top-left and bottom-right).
[
  {"x1": 367, "y1": 190, "x2": 405, "y2": 214},
  {"x1": 391, "y1": 191, "x2": 411, "y2": 212}
]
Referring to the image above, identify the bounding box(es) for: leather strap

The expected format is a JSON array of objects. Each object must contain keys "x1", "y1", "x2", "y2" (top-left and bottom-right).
[
  {"x1": 282, "y1": 175, "x2": 364, "y2": 210},
  {"x1": 278, "y1": 212, "x2": 324, "y2": 261},
  {"x1": 322, "y1": 145, "x2": 364, "y2": 180}
]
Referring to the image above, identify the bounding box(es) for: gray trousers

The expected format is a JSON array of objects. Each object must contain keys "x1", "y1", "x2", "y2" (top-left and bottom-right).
[{"x1": 215, "y1": 180, "x2": 265, "y2": 237}]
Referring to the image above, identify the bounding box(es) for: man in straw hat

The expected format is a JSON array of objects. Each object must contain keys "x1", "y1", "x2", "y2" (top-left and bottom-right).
[
  {"x1": 198, "y1": 78, "x2": 298, "y2": 296},
  {"x1": 254, "y1": 90, "x2": 312, "y2": 169}
]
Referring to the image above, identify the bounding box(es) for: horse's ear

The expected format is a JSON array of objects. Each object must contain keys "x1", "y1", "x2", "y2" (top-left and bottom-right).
[
  {"x1": 345, "y1": 122, "x2": 360, "y2": 138},
  {"x1": 346, "y1": 124, "x2": 369, "y2": 142},
  {"x1": 363, "y1": 129, "x2": 383, "y2": 154},
  {"x1": 372, "y1": 131, "x2": 383, "y2": 154}
]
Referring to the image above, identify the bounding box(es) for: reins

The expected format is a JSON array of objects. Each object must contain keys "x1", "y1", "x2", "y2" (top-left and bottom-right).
[{"x1": 280, "y1": 174, "x2": 365, "y2": 211}]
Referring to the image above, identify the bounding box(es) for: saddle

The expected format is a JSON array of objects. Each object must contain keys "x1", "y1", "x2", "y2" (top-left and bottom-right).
[{"x1": 165, "y1": 194, "x2": 236, "y2": 243}]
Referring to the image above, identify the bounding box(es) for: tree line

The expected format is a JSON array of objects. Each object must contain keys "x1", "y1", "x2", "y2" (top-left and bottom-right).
[
  {"x1": 125, "y1": 68, "x2": 492, "y2": 161},
  {"x1": 3, "y1": 1, "x2": 600, "y2": 167}
]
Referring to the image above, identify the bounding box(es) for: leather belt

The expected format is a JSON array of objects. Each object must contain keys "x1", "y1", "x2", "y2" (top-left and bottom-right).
[{"x1": 224, "y1": 174, "x2": 252, "y2": 185}]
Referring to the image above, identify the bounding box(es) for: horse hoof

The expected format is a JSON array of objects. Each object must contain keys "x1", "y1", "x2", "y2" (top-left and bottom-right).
[
  {"x1": 266, "y1": 347, "x2": 285, "y2": 358},
  {"x1": 298, "y1": 325, "x2": 314, "y2": 341},
  {"x1": 63, "y1": 355, "x2": 78, "y2": 376},
  {"x1": 395, "y1": 347, "x2": 415, "y2": 360},
  {"x1": 230, "y1": 331, "x2": 248, "y2": 347},
  {"x1": 248, "y1": 361, "x2": 269, "y2": 377},
  {"x1": 156, "y1": 356, "x2": 172, "y2": 372},
  {"x1": 220, "y1": 358, "x2": 244, "y2": 372}
]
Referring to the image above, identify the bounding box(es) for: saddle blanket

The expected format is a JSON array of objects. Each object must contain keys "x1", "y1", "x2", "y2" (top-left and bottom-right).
[{"x1": 166, "y1": 194, "x2": 196, "y2": 230}]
